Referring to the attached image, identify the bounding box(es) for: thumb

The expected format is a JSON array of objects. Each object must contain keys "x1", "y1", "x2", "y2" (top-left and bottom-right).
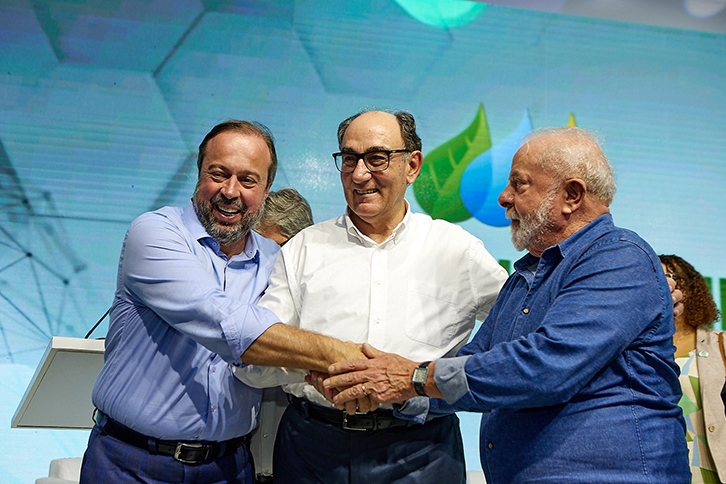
[{"x1": 362, "y1": 343, "x2": 386, "y2": 359}]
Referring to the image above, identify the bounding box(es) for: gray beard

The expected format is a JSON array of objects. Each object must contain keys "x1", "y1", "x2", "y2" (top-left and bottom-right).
[
  {"x1": 507, "y1": 192, "x2": 557, "y2": 252},
  {"x1": 192, "y1": 185, "x2": 264, "y2": 246}
]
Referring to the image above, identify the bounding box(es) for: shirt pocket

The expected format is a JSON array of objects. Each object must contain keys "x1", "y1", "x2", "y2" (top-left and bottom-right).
[{"x1": 405, "y1": 281, "x2": 459, "y2": 348}]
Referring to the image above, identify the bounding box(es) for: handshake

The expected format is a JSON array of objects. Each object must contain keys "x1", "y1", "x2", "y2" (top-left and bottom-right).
[{"x1": 306, "y1": 343, "x2": 439, "y2": 415}]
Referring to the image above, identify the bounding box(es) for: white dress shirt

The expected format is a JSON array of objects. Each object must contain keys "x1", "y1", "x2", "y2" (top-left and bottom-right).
[{"x1": 238, "y1": 203, "x2": 508, "y2": 408}]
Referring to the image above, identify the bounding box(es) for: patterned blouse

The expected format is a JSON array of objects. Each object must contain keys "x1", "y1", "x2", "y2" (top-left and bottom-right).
[{"x1": 676, "y1": 349, "x2": 723, "y2": 484}]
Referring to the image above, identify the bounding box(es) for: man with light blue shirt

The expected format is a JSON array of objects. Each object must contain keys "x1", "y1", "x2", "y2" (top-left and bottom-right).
[
  {"x1": 80, "y1": 120, "x2": 367, "y2": 484},
  {"x1": 326, "y1": 127, "x2": 691, "y2": 484}
]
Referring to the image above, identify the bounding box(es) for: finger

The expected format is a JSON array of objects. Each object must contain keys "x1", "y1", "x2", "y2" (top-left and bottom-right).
[
  {"x1": 344, "y1": 399, "x2": 358, "y2": 415},
  {"x1": 361, "y1": 343, "x2": 387, "y2": 359},
  {"x1": 324, "y1": 371, "x2": 367, "y2": 389},
  {"x1": 367, "y1": 394, "x2": 379, "y2": 412},
  {"x1": 328, "y1": 358, "x2": 370, "y2": 376},
  {"x1": 667, "y1": 276, "x2": 677, "y2": 292},
  {"x1": 671, "y1": 288, "x2": 683, "y2": 305},
  {"x1": 673, "y1": 301, "x2": 684, "y2": 319},
  {"x1": 356, "y1": 396, "x2": 371, "y2": 414},
  {"x1": 332, "y1": 382, "x2": 368, "y2": 407}
]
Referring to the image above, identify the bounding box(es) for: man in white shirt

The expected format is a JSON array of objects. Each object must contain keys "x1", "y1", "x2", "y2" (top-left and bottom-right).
[{"x1": 239, "y1": 110, "x2": 508, "y2": 484}]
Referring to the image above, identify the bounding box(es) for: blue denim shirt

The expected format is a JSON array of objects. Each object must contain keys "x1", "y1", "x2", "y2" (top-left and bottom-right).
[
  {"x1": 433, "y1": 214, "x2": 690, "y2": 483},
  {"x1": 92, "y1": 201, "x2": 280, "y2": 441}
]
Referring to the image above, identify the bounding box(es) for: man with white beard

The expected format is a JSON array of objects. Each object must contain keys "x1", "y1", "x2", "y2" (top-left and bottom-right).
[{"x1": 325, "y1": 127, "x2": 691, "y2": 484}]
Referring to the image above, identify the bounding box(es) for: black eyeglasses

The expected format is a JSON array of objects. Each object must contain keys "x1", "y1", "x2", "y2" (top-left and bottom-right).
[{"x1": 332, "y1": 149, "x2": 411, "y2": 173}]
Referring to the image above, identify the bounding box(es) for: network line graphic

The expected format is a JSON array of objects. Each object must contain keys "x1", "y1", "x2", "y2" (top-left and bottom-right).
[{"x1": 0, "y1": 140, "x2": 89, "y2": 366}]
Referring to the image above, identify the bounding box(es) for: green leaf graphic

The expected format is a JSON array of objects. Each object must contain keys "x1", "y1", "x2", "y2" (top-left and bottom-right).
[{"x1": 414, "y1": 103, "x2": 492, "y2": 222}]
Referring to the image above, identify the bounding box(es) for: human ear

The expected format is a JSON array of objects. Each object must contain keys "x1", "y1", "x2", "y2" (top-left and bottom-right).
[
  {"x1": 562, "y1": 178, "x2": 586, "y2": 214},
  {"x1": 405, "y1": 150, "x2": 423, "y2": 185}
]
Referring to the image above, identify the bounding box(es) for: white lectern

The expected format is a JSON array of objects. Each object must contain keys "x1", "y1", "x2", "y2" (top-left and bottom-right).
[{"x1": 11, "y1": 336, "x2": 105, "y2": 430}]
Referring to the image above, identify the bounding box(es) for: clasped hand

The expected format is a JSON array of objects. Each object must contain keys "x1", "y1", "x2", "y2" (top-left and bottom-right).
[{"x1": 306, "y1": 343, "x2": 420, "y2": 415}]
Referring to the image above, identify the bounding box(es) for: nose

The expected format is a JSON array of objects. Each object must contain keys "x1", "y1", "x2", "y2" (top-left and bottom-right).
[
  {"x1": 351, "y1": 158, "x2": 371, "y2": 182},
  {"x1": 498, "y1": 185, "x2": 513, "y2": 208},
  {"x1": 220, "y1": 177, "x2": 242, "y2": 199}
]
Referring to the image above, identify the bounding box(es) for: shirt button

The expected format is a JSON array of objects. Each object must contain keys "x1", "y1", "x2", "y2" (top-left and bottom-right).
[
  {"x1": 211, "y1": 405, "x2": 216, "y2": 412},
  {"x1": 376, "y1": 280, "x2": 381, "y2": 285},
  {"x1": 522, "y1": 308, "x2": 530, "y2": 314},
  {"x1": 487, "y1": 442, "x2": 493, "y2": 449},
  {"x1": 708, "y1": 425, "x2": 716, "y2": 432},
  {"x1": 212, "y1": 367, "x2": 216, "y2": 373},
  {"x1": 376, "y1": 318, "x2": 381, "y2": 324}
]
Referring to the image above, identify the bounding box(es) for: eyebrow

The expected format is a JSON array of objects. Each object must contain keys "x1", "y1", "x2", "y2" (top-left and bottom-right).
[
  {"x1": 340, "y1": 146, "x2": 391, "y2": 153},
  {"x1": 206, "y1": 163, "x2": 262, "y2": 180}
]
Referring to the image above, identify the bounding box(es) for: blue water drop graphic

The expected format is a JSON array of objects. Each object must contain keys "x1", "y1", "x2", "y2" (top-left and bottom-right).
[{"x1": 460, "y1": 110, "x2": 533, "y2": 227}]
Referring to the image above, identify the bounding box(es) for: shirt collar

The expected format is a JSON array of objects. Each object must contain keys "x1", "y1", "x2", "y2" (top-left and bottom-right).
[
  {"x1": 344, "y1": 200, "x2": 411, "y2": 247},
  {"x1": 513, "y1": 213, "x2": 614, "y2": 273},
  {"x1": 548, "y1": 213, "x2": 613, "y2": 259},
  {"x1": 181, "y1": 199, "x2": 259, "y2": 261}
]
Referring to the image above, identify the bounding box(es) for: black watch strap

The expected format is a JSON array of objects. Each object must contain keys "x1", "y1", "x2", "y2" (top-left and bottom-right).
[{"x1": 412, "y1": 361, "x2": 431, "y2": 397}]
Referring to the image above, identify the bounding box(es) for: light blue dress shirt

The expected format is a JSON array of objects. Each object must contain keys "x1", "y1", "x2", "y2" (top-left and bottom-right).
[{"x1": 92, "y1": 201, "x2": 280, "y2": 442}]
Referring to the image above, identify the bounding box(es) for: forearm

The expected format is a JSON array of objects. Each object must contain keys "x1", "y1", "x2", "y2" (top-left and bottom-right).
[{"x1": 242, "y1": 323, "x2": 364, "y2": 372}]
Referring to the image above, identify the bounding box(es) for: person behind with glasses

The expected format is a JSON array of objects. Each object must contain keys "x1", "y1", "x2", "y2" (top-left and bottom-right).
[
  {"x1": 659, "y1": 254, "x2": 726, "y2": 484},
  {"x1": 237, "y1": 110, "x2": 508, "y2": 484}
]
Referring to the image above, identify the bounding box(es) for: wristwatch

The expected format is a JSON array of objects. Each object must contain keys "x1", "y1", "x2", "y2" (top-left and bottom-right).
[{"x1": 411, "y1": 361, "x2": 431, "y2": 397}]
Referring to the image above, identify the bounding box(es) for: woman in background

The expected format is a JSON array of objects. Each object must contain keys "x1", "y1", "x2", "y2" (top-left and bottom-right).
[{"x1": 660, "y1": 254, "x2": 726, "y2": 484}]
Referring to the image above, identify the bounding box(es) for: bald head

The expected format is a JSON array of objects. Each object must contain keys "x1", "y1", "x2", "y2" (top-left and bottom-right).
[{"x1": 338, "y1": 110, "x2": 422, "y2": 152}]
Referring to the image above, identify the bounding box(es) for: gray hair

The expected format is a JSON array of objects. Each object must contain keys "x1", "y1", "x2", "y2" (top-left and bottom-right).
[
  {"x1": 521, "y1": 126, "x2": 616, "y2": 206},
  {"x1": 255, "y1": 187, "x2": 313, "y2": 239},
  {"x1": 337, "y1": 110, "x2": 422, "y2": 152}
]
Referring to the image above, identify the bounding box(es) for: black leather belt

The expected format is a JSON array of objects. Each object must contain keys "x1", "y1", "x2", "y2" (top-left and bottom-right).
[
  {"x1": 96, "y1": 411, "x2": 248, "y2": 464},
  {"x1": 290, "y1": 396, "x2": 419, "y2": 431}
]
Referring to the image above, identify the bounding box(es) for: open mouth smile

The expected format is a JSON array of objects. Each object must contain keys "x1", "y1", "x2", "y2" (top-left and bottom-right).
[
  {"x1": 355, "y1": 188, "x2": 378, "y2": 195},
  {"x1": 214, "y1": 204, "x2": 242, "y2": 221}
]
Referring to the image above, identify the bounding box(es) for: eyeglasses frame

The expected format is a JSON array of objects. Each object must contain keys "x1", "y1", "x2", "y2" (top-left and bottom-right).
[{"x1": 332, "y1": 149, "x2": 411, "y2": 173}]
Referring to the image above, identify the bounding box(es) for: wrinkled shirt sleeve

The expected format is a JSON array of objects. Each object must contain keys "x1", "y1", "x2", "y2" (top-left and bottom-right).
[
  {"x1": 120, "y1": 213, "x2": 280, "y2": 363},
  {"x1": 450, "y1": 239, "x2": 670, "y2": 412},
  {"x1": 236, "y1": 246, "x2": 304, "y2": 385}
]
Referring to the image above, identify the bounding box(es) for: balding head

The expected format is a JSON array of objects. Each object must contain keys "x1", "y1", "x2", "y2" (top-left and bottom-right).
[
  {"x1": 520, "y1": 127, "x2": 616, "y2": 206},
  {"x1": 338, "y1": 110, "x2": 422, "y2": 152},
  {"x1": 499, "y1": 126, "x2": 614, "y2": 256}
]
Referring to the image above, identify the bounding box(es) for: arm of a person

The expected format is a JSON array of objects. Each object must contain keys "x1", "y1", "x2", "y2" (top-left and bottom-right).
[
  {"x1": 328, "y1": 242, "x2": 669, "y2": 411},
  {"x1": 469, "y1": 238, "x2": 508, "y2": 322},
  {"x1": 243, "y1": 322, "x2": 364, "y2": 373},
  {"x1": 237, "y1": 249, "x2": 315, "y2": 382},
  {"x1": 123, "y1": 214, "x2": 364, "y2": 370}
]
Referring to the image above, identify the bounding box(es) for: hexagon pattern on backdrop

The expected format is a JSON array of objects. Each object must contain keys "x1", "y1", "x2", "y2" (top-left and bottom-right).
[{"x1": 0, "y1": 1, "x2": 725, "y2": 482}]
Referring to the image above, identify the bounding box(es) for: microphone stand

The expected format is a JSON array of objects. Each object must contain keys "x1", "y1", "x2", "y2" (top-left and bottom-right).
[{"x1": 84, "y1": 307, "x2": 110, "y2": 339}]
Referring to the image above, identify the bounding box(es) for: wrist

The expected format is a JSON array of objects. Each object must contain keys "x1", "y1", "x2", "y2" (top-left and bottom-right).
[
  {"x1": 423, "y1": 361, "x2": 442, "y2": 399},
  {"x1": 411, "y1": 361, "x2": 432, "y2": 397}
]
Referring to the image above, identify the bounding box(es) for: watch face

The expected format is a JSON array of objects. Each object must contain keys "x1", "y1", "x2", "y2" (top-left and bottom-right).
[{"x1": 412, "y1": 366, "x2": 427, "y2": 383}]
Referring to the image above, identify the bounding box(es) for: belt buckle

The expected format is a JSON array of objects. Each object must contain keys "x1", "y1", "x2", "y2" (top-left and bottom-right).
[
  {"x1": 174, "y1": 442, "x2": 209, "y2": 464},
  {"x1": 342, "y1": 412, "x2": 370, "y2": 431}
]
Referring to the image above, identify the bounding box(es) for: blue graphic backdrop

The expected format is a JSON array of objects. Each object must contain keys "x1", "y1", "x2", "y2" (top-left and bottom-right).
[{"x1": 1, "y1": 1, "x2": 725, "y2": 481}]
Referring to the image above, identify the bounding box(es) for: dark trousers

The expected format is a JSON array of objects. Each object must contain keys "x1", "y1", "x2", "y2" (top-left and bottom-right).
[
  {"x1": 273, "y1": 402, "x2": 466, "y2": 484},
  {"x1": 79, "y1": 417, "x2": 255, "y2": 484}
]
